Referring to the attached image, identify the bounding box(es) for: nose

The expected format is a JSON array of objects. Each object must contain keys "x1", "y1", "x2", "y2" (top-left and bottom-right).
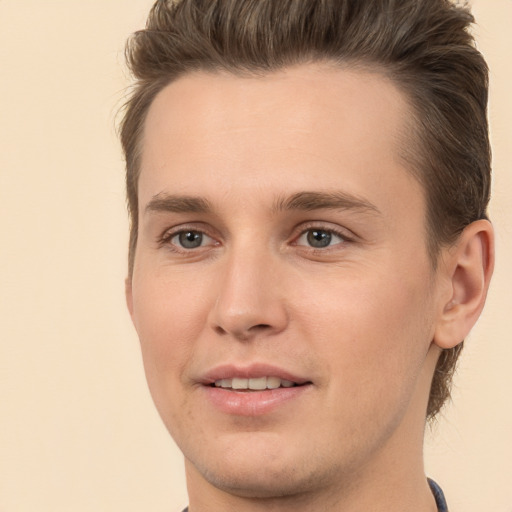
[{"x1": 208, "y1": 244, "x2": 289, "y2": 341}]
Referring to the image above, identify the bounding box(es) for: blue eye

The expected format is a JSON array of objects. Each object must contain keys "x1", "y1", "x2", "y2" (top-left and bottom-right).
[
  {"x1": 297, "y1": 229, "x2": 344, "y2": 248},
  {"x1": 171, "y1": 230, "x2": 213, "y2": 249}
]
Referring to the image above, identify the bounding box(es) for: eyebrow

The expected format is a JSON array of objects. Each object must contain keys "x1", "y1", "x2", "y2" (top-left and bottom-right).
[
  {"x1": 144, "y1": 193, "x2": 212, "y2": 215},
  {"x1": 273, "y1": 191, "x2": 381, "y2": 215},
  {"x1": 144, "y1": 190, "x2": 381, "y2": 216}
]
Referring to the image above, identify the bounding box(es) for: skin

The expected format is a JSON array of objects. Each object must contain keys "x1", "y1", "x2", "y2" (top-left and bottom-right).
[{"x1": 126, "y1": 64, "x2": 493, "y2": 512}]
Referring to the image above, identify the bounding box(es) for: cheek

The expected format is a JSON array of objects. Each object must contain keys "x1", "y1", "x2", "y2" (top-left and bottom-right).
[
  {"x1": 130, "y1": 274, "x2": 210, "y2": 437},
  {"x1": 297, "y1": 265, "x2": 434, "y2": 402},
  {"x1": 131, "y1": 271, "x2": 208, "y2": 388}
]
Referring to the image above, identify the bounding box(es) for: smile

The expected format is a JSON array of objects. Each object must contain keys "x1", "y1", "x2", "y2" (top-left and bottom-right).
[
  {"x1": 200, "y1": 364, "x2": 312, "y2": 415},
  {"x1": 213, "y1": 376, "x2": 298, "y2": 390}
]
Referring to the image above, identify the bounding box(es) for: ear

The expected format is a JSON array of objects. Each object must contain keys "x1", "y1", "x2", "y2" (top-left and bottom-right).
[
  {"x1": 125, "y1": 276, "x2": 134, "y2": 319},
  {"x1": 434, "y1": 220, "x2": 494, "y2": 349}
]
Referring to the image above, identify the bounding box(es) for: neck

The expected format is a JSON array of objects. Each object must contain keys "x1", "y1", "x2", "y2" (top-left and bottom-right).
[{"x1": 186, "y1": 462, "x2": 437, "y2": 512}]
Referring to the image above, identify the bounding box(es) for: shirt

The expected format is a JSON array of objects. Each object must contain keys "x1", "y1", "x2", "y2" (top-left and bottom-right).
[{"x1": 428, "y1": 478, "x2": 449, "y2": 512}]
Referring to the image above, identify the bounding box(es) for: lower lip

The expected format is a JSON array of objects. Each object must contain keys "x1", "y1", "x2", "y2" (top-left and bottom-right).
[{"x1": 203, "y1": 385, "x2": 311, "y2": 416}]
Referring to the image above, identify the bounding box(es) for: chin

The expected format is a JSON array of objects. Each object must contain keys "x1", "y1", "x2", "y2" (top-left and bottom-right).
[
  {"x1": 198, "y1": 459, "x2": 322, "y2": 499},
  {"x1": 183, "y1": 431, "x2": 342, "y2": 500}
]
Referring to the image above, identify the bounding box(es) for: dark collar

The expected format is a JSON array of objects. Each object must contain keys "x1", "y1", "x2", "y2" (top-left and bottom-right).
[{"x1": 428, "y1": 478, "x2": 449, "y2": 512}]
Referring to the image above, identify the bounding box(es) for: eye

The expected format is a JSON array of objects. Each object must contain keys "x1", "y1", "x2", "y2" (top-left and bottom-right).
[
  {"x1": 296, "y1": 228, "x2": 345, "y2": 249},
  {"x1": 170, "y1": 230, "x2": 214, "y2": 249}
]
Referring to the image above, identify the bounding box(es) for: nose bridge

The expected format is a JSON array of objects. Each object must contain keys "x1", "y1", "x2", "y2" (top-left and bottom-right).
[{"x1": 210, "y1": 234, "x2": 287, "y2": 339}]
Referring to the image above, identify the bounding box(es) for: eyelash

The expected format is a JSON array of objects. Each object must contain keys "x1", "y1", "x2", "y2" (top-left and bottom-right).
[
  {"x1": 157, "y1": 225, "x2": 217, "y2": 252},
  {"x1": 157, "y1": 223, "x2": 355, "y2": 253},
  {"x1": 293, "y1": 224, "x2": 353, "y2": 250}
]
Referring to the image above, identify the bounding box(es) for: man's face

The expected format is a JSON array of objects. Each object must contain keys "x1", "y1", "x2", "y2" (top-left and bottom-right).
[{"x1": 127, "y1": 64, "x2": 445, "y2": 498}]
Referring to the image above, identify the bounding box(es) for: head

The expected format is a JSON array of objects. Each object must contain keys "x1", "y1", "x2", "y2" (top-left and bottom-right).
[
  {"x1": 121, "y1": 2, "x2": 495, "y2": 506},
  {"x1": 121, "y1": 0, "x2": 491, "y2": 421}
]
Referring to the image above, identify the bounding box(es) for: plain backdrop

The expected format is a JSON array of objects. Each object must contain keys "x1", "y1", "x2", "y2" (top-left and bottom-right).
[{"x1": 0, "y1": 1, "x2": 510, "y2": 511}]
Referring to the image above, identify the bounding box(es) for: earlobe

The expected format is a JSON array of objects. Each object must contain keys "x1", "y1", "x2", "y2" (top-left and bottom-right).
[
  {"x1": 125, "y1": 276, "x2": 134, "y2": 319},
  {"x1": 434, "y1": 220, "x2": 494, "y2": 349}
]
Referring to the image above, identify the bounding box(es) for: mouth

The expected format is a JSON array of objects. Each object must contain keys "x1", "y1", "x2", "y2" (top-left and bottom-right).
[
  {"x1": 211, "y1": 376, "x2": 304, "y2": 391},
  {"x1": 201, "y1": 365, "x2": 312, "y2": 416}
]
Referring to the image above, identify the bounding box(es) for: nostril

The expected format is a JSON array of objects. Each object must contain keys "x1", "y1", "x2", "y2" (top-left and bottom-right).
[
  {"x1": 252, "y1": 324, "x2": 272, "y2": 332},
  {"x1": 213, "y1": 323, "x2": 272, "y2": 338}
]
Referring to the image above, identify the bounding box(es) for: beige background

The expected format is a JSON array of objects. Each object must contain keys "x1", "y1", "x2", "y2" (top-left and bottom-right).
[{"x1": 0, "y1": 1, "x2": 510, "y2": 511}]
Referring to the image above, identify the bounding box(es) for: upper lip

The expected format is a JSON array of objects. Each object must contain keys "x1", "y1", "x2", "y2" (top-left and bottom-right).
[{"x1": 199, "y1": 363, "x2": 310, "y2": 386}]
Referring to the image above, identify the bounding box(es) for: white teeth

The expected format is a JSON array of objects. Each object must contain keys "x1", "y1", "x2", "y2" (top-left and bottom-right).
[
  {"x1": 213, "y1": 376, "x2": 297, "y2": 390},
  {"x1": 232, "y1": 377, "x2": 248, "y2": 389},
  {"x1": 266, "y1": 376, "x2": 281, "y2": 389},
  {"x1": 248, "y1": 377, "x2": 267, "y2": 390}
]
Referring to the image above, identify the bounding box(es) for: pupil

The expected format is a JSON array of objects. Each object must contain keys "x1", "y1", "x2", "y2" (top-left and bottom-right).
[
  {"x1": 307, "y1": 230, "x2": 332, "y2": 248},
  {"x1": 179, "y1": 231, "x2": 203, "y2": 248}
]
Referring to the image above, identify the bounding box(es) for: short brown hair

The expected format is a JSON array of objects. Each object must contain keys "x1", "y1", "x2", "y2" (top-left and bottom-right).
[{"x1": 120, "y1": 0, "x2": 491, "y2": 419}]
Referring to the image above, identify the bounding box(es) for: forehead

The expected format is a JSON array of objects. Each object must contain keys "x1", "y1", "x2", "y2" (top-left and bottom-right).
[{"x1": 139, "y1": 63, "x2": 421, "y2": 216}]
